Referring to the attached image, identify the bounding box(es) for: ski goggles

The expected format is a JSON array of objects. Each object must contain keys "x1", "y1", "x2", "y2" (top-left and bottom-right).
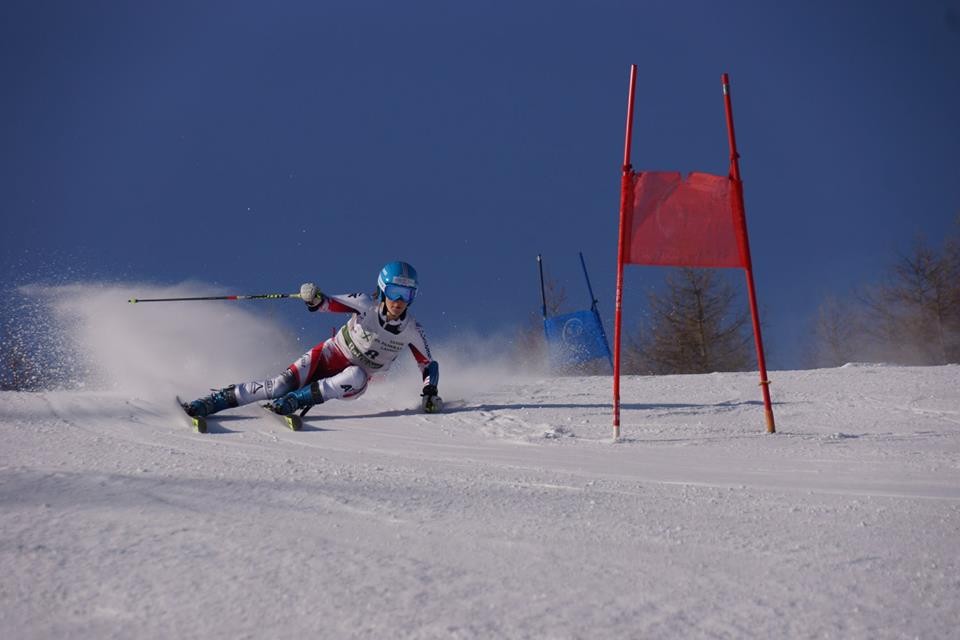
[{"x1": 383, "y1": 283, "x2": 417, "y2": 303}]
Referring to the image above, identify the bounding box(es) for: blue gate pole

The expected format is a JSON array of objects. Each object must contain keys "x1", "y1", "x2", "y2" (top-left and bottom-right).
[
  {"x1": 579, "y1": 252, "x2": 614, "y2": 371},
  {"x1": 537, "y1": 254, "x2": 548, "y2": 322}
]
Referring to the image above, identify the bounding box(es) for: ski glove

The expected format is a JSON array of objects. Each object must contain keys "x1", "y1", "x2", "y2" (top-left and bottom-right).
[
  {"x1": 299, "y1": 282, "x2": 325, "y2": 308},
  {"x1": 421, "y1": 385, "x2": 443, "y2": 413}
]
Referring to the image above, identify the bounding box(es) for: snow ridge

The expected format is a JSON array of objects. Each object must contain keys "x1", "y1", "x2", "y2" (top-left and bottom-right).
[{"x1": 2, "y1": 284, "x2": 958, "y2": 638}]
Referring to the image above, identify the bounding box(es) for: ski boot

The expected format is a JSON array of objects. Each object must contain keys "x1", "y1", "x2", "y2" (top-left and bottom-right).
[
  {"x1": 183, "y1": 386, "x2": 239, "y2": 418},
  {"x1": 421, "y1": 385, "x2": 443, "y2": 413},
  {"x1": 269, "y1": 382, "x2": 323, "y2": 416}
]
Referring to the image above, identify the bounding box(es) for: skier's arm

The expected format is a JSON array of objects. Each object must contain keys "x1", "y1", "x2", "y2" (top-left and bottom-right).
[
  {"x1": 299, "y1": 283, "x2": 366, "y2": 314},
  {"x1": 419, "y1": 361, "x2": 439, "y2": 396},
  {"x1": 416, "y1": 357, "x2": 442, "y2": 414},
  {"x1": 408, "y1": 323, "x2": 442, "y2": 412}
]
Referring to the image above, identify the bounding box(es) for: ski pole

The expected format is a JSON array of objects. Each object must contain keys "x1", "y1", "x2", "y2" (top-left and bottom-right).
[
  {"x1": 128, "y1": 292, "x2": 302, "y2": 304},
  {"x1": 537, "y1": 254, "x2": 547, "y2": 321}
]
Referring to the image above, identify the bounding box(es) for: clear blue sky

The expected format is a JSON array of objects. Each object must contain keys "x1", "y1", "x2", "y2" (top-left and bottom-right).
[{"x1": 2, "y1": 1, "x2": 958, "y2": 369}]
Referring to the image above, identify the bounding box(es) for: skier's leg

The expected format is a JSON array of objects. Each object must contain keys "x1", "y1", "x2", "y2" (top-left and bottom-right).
[
  {"x1": 269, "y1": 339, "x2": 369, "y2": 415},
  {"x1": 182, "y1": 386, "x2": 239, "y2": 418},
  {"x1": 183, "y1": 342, "x2": 325, "y2": 417},
  {"x1": 231, "y1": 369, "x2": 298, "y2": 404},
  {"x1": 270, "y1": 366, "x2": 368, "y2": 415},
  {"x1": 315, "y1": 365, "x2": 369, "y2": 401},
  {"x1": 230, "y1": 337, "x2": 339, "y2": 406}
]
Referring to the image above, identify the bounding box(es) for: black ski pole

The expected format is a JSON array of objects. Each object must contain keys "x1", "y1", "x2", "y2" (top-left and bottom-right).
[{"x1": 128, "y1": 292, "x2": 301, "y2": 304}]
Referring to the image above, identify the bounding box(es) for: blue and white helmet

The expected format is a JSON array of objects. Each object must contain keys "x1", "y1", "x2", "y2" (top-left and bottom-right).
[{"x1": 377, "y1": 261, "x2": 419, "y2": 304}]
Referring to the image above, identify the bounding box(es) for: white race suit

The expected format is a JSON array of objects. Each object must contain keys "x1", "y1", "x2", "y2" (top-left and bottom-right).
[{"x1": 230, "y1": 292, "x2": 438, "y2": 406}]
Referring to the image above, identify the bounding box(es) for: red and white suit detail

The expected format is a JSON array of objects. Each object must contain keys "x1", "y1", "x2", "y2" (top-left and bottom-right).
[{"x1": 232, "y1": 293, "x2": 435, "y2": 406}]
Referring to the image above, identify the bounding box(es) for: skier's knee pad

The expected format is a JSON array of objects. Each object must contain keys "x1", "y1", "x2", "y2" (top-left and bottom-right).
[
  {"x1": 318, "y1": 366, "x2": 368, "y2": 401},
  {"x1": 234, "y1": 369, "x2": 296, "y2": 405}
]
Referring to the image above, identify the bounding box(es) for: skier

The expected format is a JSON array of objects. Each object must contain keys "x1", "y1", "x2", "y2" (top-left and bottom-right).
[{"x1": 181, "y1": 261, "x2": 442, "y2": 419}]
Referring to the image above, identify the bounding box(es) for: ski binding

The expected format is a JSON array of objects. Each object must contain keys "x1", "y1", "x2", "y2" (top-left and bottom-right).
[
  {"x1": 261, "y1": 404, "x2": 303, "y2": 431},
  {"x1": 176, "y1": 396, "x2": 207, "y2": 434}
]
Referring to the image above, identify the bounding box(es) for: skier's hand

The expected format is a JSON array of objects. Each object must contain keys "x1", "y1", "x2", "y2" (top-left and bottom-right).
[
  {"x1": 421, "y1": 385, "x2": 443, "y2": 413},
  {"x1": 299, "y1": 282, "x2": 324, "y2": 308}
]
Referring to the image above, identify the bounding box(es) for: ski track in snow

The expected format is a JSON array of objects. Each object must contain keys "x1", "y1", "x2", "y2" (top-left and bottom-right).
[
  {"x1": 3, "y1": 366, "x2": 960, "y2": 639},
  {"x1": 2, "y1": 288, "x2": 959, "y2": 638}
]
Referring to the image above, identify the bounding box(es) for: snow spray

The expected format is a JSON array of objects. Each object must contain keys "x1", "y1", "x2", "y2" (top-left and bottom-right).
[
  {"x1": 4, "y1": 281, "x2": 542, "y2": 405},
  {"x1": 8, "y1": 283, "x2": 298, "y2": 399}
]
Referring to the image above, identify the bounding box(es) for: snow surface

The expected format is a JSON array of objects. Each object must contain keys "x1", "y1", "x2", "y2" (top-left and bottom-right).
[{"x1": 2, "y1": 286, "x2": 959, "y2": 638}]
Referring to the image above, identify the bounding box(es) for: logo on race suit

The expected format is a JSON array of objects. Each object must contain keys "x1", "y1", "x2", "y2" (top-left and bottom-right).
[
  {"x1": 251, "y1": 382, "x2": 264, "y2": 394},
  {"x1": 339, "y1": 325, "x2": 383, "y2": 369},
  {"x1": 340, "y1": 384, "x2": 353, "y2": 392},
  {"x1": 562, "y1": 317, "x2": 586, "y2": 344},
  {"x1": 416, "y1": 324, "x2": 432, "y2": 358}
]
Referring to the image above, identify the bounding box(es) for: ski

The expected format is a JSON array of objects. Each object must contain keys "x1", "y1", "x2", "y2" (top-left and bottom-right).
[
  {"x1": 421, "y1": 398, "x2": 468, "y2": 413},
  {"x1": 261, "y1": 404, "x2": 303, "y2": 431},
  {"x1": 421, "y1": 394, "x2": 444, "y2": 413},
  {"x1": 176, "y1": 396, "x2": 207, "y2": 434}
]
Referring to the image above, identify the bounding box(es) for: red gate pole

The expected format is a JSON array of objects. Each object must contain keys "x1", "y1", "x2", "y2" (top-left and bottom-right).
[
  {"x1": 721, "y1": 73, "x2": 776, "y2": 433},
  {"x1": 613, "y1": 64, "x2": 638, "y2": 440}
]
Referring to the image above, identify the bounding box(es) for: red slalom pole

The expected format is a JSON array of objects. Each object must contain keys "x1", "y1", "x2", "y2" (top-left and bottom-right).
[
  {"x1": 613, "y1": 64, "x2": 637, "y2": 441},
  {"x1": 721, "y1": 73, "x2": 776, "y2": 433}
]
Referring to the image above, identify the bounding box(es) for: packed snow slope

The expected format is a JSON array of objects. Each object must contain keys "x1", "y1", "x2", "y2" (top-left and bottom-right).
[{"x1": 2, "y1": 286, "x2": 959, "y2": 639}]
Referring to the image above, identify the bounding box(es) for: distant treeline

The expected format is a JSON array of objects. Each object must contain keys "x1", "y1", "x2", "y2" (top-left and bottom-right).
[
  {"x1": 516, "y1": 266, "x2": 755, "y2": 376},
  {"x1": 519, "y1": 221, "x2": 960, "y2": 375},
  {"x1": 810, "y1": 228, "x2": 960, "y2": 368}
]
